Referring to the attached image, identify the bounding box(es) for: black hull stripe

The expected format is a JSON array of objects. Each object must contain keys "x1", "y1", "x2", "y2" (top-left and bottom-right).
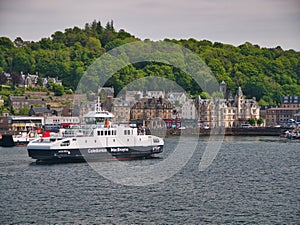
[{"x1": 28, "y1": 146, "x2": 163, "y2": 162}]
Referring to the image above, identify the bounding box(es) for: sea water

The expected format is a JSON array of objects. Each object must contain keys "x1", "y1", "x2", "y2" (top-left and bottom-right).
[{"x1": 0, "y1": 136, "x2": 299, "y2": 224}]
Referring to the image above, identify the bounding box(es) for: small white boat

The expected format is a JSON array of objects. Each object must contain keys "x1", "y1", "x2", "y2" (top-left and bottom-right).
[{"x1": 13, "y1": 130, "x2": 40, "y2": 146}]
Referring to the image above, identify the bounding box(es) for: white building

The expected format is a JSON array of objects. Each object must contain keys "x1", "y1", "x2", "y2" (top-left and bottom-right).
[
  {"x1": 181, "y1": 99, "x2": 197, "y2": 120},
  {"x1": 196, "y1": 83, "x2": 260, "y2": 128},
  {"x1": 167, "y1": 92, "x2": 188, "y2": 106},
  {"x1": 146, "y1": 91, "x2": 165, "y2": 98}
]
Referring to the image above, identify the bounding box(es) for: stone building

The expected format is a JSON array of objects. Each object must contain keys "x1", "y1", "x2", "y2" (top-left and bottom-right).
[
  {"x1": 265, "y1": 107, "x2": 300, "y2": 127},
  {"x1": 196, "y1": 82, "x2": 260, "y2": 128},
  {"x1": 265, "y1": 96, "x2": 300, "y2": 127},
  {"x1": 281, "y1": 96, "x2": 300, "y2": 108},
  {"x1": 98, "y1": 87, "x2": 115, "y2": 100},
  {"x1": 111, "y1": 98, "x2": 131, "y2": 123},
  {"x1": 130, "y1": 97, "x2": 173, "y2": 126},
  {"x1": 8, "y1": 96, "x2": 46, "y2": 112}
]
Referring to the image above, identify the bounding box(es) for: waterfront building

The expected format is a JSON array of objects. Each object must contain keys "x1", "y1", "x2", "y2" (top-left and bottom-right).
[
  {"x1": 8, "y1": 116, "x2": 44, "y2": 132},
  {"x1": 181, "y1": 99, "x2": 197, "y2": 120},
  {"x1": 167, "y1": 92, "x2": 187, "y2": 106},
  {"x1": 265, "y1": 96, "x2": 300, "y2": 127},
  {"x1": 281, "y1": 96, "x2": 300, "y2": 108},
  {"x1": 130, "y1": 97, "x2": 173, "y2": 126},
  {"x1": 265, "y1": 107, "x2": 300, "y2": 127},
  {"x1": 196, "y1": 97, "x2": 211, "y2": 126},
  {"x1": 111, "y1": 98, "x2": 131, "y2": 123},
  {"x1": 196, "y1": 82, "x2": 260, "y2": 128}
]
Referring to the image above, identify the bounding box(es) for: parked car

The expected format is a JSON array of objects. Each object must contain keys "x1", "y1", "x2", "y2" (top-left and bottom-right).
[{"x1": 240, "y1": 124, "x2": 252, "y2": 128}]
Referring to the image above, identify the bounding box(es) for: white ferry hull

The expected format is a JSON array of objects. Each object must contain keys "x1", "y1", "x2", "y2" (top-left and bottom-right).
[{"x1": 28, "y1": 145, "x2": 163, "y2": 163}]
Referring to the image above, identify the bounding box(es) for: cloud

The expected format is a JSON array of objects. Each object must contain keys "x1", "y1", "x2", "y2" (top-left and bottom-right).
[{"x1": 0, "y1": 0, "x2": 299, "y2": 50}]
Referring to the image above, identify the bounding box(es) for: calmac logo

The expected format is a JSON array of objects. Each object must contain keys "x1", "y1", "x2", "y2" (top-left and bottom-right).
[{"x1": 110, "y1": 147, "x2": 129, "y2": 152}]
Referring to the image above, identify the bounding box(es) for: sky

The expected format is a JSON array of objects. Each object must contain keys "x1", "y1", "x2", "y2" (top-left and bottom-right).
[{"x1": 0, "y1": 0, "x2": 299, "y2": 50}]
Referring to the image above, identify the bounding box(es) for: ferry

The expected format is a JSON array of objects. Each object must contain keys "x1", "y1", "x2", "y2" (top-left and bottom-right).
[{"x1": 27, "y1": 99, "x2": 164, "y2": 163}]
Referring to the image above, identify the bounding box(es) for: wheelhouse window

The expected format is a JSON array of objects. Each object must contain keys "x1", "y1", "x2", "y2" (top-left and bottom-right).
[
  {"x1": 97, "y1": 130, "x2": 116, "y2": 135},
  {"x1": 124, "y1": 130, "x2": 131, "y2": 135}
]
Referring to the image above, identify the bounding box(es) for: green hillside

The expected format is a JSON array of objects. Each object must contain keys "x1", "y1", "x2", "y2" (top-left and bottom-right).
[{"x1": 0, "y1": 20, "x2": 299, "y2": 106}]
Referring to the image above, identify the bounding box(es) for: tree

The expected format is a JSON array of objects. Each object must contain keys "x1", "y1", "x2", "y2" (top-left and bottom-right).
[
  {"x1": 102, "y1": 30, "x2": 115, "y2": 46},
  {"x1": 51, "y1": 31, "x2": 66, "y2": 44},
  {"x1": 117, "y1": 29, "x2": 133, "y2": 40},
  {"x1": 257, "y1": 118, "x2": 264, "y2": 126},
  {"x1": 243, "y1": 75, "x2": 267, "y2": 100},
  {"x1": 12, "y1": 50, "x2": 34, "y2": 73},
  {"x1": 0, "y1": 21, "x2": 299, "y2": 107},
  {"x1": 200, "y1": 92, "x2": 211, "y2": 99},
  {"x1": 104, "y1": 39, "x2": 125, "y2": 51},
  {"x1": 249, "y1": 118, "x2": 256, "y2": 126},
  {"x1": 53, "y1": 83, "x2": 64, "y2": 96},
  {"x1": 0, "y1": 37, "x2": 14, "y2": 49},
  {"x1": 105, "y1": 20, "x2": 115, "y2": 32},
  {"x1": 10, "y1": 72, "x2": 22, "y2": 87},
  {"x1": 86, "y1": 37, "x2": 103, "y2": 57},
  {"x1": 18, "y1": 105, "x2": 30, "y2": 115}
]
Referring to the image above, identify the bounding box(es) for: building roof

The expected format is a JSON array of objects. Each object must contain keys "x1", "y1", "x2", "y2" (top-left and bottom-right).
[
  {"x1": 31, "y1": 107, "x2": 53, "y2": 113},
  {"x1": 9, "y1": 96, "x2": 45, "y2": 105},
  {"x1": 29, "y1": 107, "x2": 58, "y2": 116}
]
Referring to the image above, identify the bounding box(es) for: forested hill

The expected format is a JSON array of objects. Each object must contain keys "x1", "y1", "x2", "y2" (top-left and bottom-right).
[{"x1": 0, "y1": 20, "x2": 299, "y2": 106}]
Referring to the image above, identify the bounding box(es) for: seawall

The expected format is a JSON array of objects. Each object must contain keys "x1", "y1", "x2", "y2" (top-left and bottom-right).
[{"x1": 151, "y1": 127, "x2": 283, "y2": 137}]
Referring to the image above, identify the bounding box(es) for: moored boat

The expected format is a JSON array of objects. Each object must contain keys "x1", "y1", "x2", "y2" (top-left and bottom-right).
[{"x1": 13, "y1": 130, "x2": 41, "y2": 146}]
